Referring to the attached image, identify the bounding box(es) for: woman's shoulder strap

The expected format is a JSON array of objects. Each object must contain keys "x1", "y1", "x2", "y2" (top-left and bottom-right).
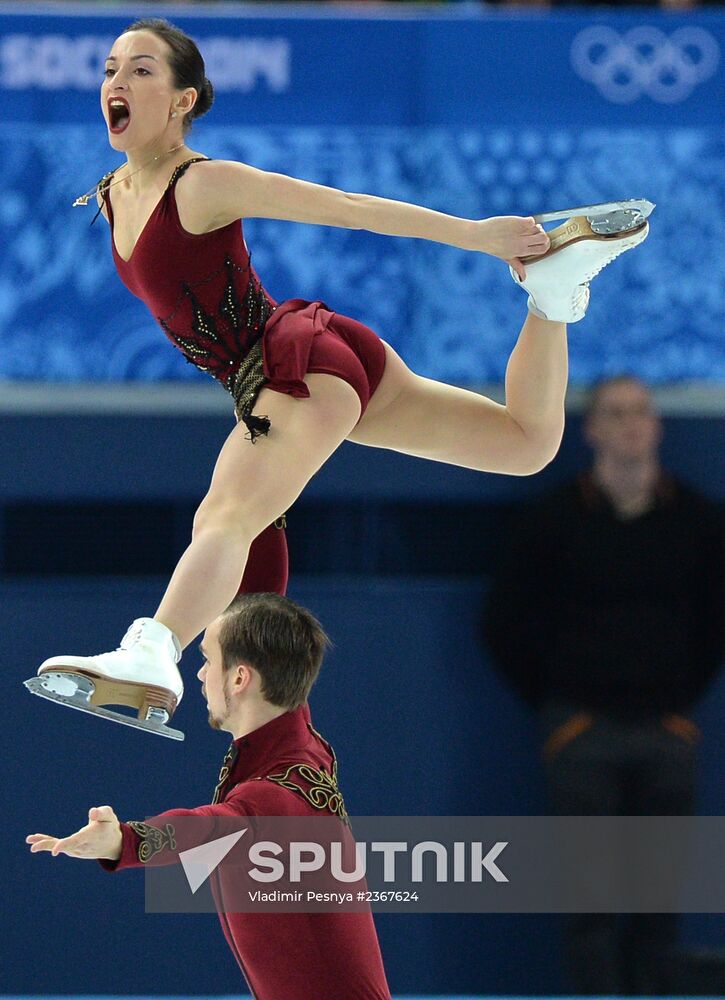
[
  {"x1": 97, "y1": 168, "x2": 117, "y2": 199},
  {"x1": 167, "y1": 156, "x2": 212, "y2": 190},
  {"x1": 90, "y1": 168, "x2": 117, "y2": 226}
]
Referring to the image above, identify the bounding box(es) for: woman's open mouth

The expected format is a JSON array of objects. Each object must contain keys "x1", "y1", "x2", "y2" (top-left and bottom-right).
[{"x1": 108, "y1": 97, "x2": 131, "y2": 134}]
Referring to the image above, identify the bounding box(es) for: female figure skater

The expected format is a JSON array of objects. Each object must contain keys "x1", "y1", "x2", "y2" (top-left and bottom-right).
[{"x1": 28, "y1": 18, "x2": 649, "y2": 739}]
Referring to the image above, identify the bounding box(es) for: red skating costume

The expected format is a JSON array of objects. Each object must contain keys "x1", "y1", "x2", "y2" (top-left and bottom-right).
[
  {"x1": 98, "y1": 704, "x2": 391, "y2": 1000},
  {"x1": 99, "y1": 157, "x2": 387, "y2": 442},
  {"x1": 93, "y1": 161, "x2": 391, "y2": 996}
]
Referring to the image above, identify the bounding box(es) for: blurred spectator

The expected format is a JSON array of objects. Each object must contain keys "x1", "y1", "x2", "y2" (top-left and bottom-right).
[{"x1": 484, "y1": 375, "x2": 724, "y2": 996}]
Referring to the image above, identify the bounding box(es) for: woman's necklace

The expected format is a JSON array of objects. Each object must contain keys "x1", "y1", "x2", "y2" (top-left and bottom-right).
[{"x1": 72, "y1": 142, "x2": 186, "y2": 207}]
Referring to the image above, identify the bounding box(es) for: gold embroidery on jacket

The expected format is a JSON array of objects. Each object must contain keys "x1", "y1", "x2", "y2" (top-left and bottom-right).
[
  {"x1": 127, "y1": 821, "x2": 178, "y2": 863},
  {"x1": 212, "y1": 724, "x2": 348, "y2": 822},
  {"x1": 265, "y1": 762, "x2": 349, "y2": 822},
  {"x1": 212, "y1": 742, "x2": 238, "y2": 805}
]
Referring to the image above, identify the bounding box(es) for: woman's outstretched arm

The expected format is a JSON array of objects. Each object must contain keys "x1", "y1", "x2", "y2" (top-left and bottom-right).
[{"x1": 180, "y1": 159, "x2": 548, "y2": 276}]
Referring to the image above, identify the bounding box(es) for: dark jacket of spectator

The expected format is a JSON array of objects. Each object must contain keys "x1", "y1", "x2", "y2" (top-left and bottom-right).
[{"x1": 485, "y1": 470, "x2": 724, "y2": 717}]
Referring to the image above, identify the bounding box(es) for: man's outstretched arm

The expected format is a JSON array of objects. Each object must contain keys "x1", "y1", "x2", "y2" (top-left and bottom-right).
[{"x1": 27, "y1": 796, "x2": 250, "y2": 871}]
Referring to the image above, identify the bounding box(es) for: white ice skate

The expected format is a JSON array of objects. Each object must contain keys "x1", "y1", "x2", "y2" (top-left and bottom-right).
[
  {"x1": 24, "y1": 618, "x2": 185, "y2": 740},
  {"x1": 513, "y1": 199, "x2": 654, "y2": 323}
]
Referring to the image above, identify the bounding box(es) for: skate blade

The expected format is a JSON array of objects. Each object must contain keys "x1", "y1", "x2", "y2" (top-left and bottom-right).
[
  {"x1": 24, "y1": 674, "x2": 185, "y2": 741},
  {"x1": 533, "y1": 199, "x2": 655, "y2": 234}
]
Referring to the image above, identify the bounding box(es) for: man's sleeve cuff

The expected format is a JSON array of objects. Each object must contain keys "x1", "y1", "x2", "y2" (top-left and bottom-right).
[{"x1": 97, "y1": 821, "x2": 143, "y2": 872}]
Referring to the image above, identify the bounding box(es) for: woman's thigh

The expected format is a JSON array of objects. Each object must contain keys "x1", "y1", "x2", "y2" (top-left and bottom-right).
[
  {"x1": 199, "y1": 372, "x2": 361, "y2": 536},
  {"x1": 347, "y1": 339, "x2": 522, "y2": 472}
]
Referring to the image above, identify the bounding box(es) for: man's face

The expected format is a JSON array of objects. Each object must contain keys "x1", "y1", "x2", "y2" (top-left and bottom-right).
[
  {"x1": 197, "y1": 619, "x2": 233, "y2": 733},
  {"x1": 585, "y1": 380, "x2": 662, "y2": 463}
]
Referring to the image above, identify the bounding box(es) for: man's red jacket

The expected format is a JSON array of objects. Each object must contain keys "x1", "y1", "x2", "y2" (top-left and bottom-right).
[{"x1": 99, "y1": 704, "x2": 391, "y2": 1000}]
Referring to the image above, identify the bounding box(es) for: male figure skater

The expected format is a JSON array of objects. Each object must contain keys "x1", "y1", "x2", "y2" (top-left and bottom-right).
[{"x1": 27, "y1": 592, "x2": 391, "y2": 1000}]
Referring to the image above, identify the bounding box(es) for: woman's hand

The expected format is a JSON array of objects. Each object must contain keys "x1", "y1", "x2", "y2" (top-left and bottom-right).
[
  {"x1": 473, "y1": 216, "x2": 550, "y2": 280},
  {"x1": 26, "y1": 805, "x2": 123, "y2": 861}
]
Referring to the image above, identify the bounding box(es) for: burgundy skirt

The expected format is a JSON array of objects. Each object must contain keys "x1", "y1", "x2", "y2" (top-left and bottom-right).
[{"x1": 260, "y1": 299, "x2": 387, "y2": 422}]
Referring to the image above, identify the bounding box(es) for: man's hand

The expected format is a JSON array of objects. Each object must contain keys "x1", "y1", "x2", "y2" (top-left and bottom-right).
[{"x1": 26, "y1": 805, "x2": 123, "y2": 861}]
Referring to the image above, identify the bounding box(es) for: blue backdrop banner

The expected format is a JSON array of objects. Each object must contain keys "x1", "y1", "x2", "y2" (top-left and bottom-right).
[{"x1": 0, "y1": 4, "x2": 722, "y2": 385}]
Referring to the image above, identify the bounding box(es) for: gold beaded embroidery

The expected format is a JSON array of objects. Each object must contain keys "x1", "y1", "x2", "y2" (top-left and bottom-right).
[
  {"x1": 159, "y1": 256, "x2": 275, "y2": 442},
  {"x1": 229, "y1": 338, "x2": 270, "y2": 442},
  {"x1": 127, "y1": 820, "x2": 178, "y2": 863},
  {"x1": 211, "y1": 742, "x2": 238, "y2": 806},
  {"x1": 220, "y1": 256, "x2": 242, "y2": 332},
  {"x1": 159, "y1": 256, "x2": 273, "y2": 380},
  {"x1": 211, "y1": 725, "x2": 348, "y2": 822},
  {"x1": 264, "y1": 762, "x2": 349, "y2": 823}
]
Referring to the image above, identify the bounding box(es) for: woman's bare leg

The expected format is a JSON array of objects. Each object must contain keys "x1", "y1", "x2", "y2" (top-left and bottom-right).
[
  {"x1": 154, "y1": 373, "x2": 361, "y2": 649},
  {"x1": 348, "y1": 313, "x2": 567, "y2": 475},
  {"x1": 503, "y1": 313, "x2": 568, "y2": 462}
]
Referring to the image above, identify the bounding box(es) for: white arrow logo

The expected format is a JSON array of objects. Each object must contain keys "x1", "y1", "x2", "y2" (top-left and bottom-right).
[{"x1": 179, "y1": 829, "x2": 247, "y2": 894}]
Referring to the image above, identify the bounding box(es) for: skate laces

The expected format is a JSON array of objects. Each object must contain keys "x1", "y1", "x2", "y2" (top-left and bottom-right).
[
  {"x1": 117, "y1": 619, "x2": 182, "y2": 662},
  {"x1": 580, "y1": 248, "x2": 625, "y2": 284},
  {"x1": 569, "y1": 236, "x2": 642, "y2": 303},
  {"x1": 579, "y1": 227, "x2": 647, "y2": 284},
  {"x1": 119, "y1": 619, "x2": 147, "y2": 651}
]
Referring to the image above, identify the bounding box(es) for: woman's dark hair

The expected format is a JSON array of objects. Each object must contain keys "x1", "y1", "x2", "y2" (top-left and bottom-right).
[
  {"x1": 125, "y1": 18, "x2": 214, "y2": 132},
  {"x1": 218, "y1": 593, "x2": 333, "y2": 710}
]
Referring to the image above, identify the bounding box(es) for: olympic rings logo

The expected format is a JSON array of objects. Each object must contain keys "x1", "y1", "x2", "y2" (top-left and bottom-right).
[{"x1": 570, "y1": 25, "x2": 719, "y2": 104}]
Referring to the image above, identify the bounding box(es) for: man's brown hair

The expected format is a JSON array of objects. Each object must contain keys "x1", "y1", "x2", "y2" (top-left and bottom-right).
[{"x1": 217, "y1": 593, "x2": 332, "y2": 709}]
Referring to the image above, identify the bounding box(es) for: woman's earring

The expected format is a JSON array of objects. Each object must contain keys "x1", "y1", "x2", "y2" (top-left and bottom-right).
[{"x1": 170, "y1": 111, "x2": 178, "y2": 119}]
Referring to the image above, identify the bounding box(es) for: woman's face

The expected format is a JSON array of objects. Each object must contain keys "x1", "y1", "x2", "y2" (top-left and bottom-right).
[{"x1": 101, "y1": 30, "x2": 182, "y2": 152}]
